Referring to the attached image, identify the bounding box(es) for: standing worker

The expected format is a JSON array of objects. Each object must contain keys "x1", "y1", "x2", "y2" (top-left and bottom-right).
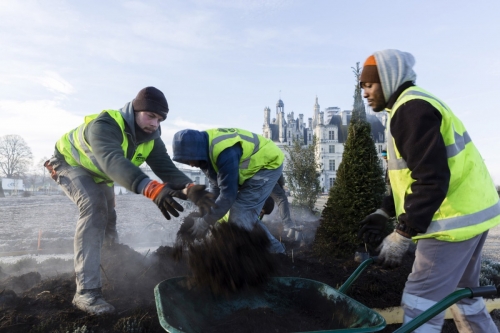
[
  {"x1": 45, "y1": 87, "x2": 215, "y2": 315},
  {"x1": 357, "y1": 49, "x2": 500, "y2": 332},
  {"x1": 172, "y1": 127, "x2": 286, "y2": 254}
]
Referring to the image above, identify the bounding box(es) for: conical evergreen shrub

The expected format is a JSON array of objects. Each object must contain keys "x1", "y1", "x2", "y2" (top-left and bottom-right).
[{"x1": 313, "y1": 63, "x2": 386, "y2": 258}]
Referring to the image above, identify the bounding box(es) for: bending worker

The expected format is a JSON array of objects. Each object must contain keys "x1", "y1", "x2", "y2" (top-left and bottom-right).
[
  {"x1": 172, "y1": 127, "x2": 286, "y2": 254},
  {"x1": 45, "y1": 87, "x2": 214, "y2": 315},
  {"x1": 357, "y1": 49, "x2": 500, "y2": 332}
]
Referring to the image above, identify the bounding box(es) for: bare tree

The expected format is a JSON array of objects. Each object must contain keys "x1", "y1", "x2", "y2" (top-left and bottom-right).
[{"x1": 0, "y1": 134, "x2": 33, "y2": 179}]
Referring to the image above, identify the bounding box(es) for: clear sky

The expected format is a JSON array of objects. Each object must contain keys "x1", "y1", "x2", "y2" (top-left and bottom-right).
[{"x1": 1, "y1": 0, "x2": 499, "y2": 184}]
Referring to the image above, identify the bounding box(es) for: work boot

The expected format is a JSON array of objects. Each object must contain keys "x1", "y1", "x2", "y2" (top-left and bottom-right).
[{"x1": 72, "y1": 288, "x2": 115, "y2": 315}]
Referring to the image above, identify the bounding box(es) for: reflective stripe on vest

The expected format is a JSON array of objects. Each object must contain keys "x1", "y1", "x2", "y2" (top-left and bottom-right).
[
  {"x1": 387, "y1": 87, "x2": 500, "y2": 241},
  {"x1": 70, "y1": 116, "x2": 108, "y2": 177},
  {"x1": 209, "y1": 131, "x2": 260, "y2": 170}
]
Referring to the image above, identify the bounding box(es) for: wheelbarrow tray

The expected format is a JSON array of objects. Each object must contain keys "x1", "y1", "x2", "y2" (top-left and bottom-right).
[{"x1": 154, "y1": 276, "x2": 386, "y2": 333}]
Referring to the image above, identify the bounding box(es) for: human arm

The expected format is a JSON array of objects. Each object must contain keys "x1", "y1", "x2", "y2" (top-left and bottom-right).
[
  {"x1": 86, "y1": 114, "x2": 199, "y2": 219},
  {"x1": 86, "y1": 113, "x2": 151, "y2": 193},
  {"x1": 390, "y1": 99, "x2": 450, "y2": 235},
  {"x1": 198, "y1": 145, "x2": 241, "y2": 225},
  {"x1": 146, "y1": 138, "x2": 193, "y2": 186}
]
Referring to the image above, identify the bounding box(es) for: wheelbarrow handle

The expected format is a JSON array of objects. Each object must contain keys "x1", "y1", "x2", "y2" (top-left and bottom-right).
[
  {"x1": 469, "y1": 285, "x2": 498, "y2": 298},
  {"x1": 337, "y1": 257, "x2": 377, "y2": 294}
]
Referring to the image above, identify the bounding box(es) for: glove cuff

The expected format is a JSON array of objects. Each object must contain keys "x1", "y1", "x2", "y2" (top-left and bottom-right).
[
  {"x1": 374, "y1": 209, "x2": 390, "y2": 219},
  {"x1": 143, "y1": 180, "x2": 164, "y2": 200},
  {"x1": 395, "y1": 223, "x2": 419, "y2": 238}
]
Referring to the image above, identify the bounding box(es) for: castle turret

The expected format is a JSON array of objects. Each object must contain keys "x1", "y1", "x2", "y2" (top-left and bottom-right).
[
  {"x1": 313, "y1": 96, "x2": 320, "y2": 127},
  {"x1": 264, "y1": 106, "x2": 270, "y2": 126},
  {"x1": 277, "y1": 99, "x2": 285, "y2": 143}
]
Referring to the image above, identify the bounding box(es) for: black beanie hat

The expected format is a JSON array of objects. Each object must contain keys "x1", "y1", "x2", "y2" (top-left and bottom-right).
[{"x1": 132, "y1": 87, "x2": 169, "y2": 119}]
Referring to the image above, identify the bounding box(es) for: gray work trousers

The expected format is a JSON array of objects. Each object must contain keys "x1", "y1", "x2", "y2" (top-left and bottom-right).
[
  {"x1": 50, "y1": 157, "x2": 117, "y2": 292},
  {"x1": 269, "y1": 181, "x2": 293, "y2": 228},
  {"x1": 228, "y1": 165, "x2": 285, "y2": 253},
  {"x1": 402, "y1": 231, "x2": 498, "y2": 332}
]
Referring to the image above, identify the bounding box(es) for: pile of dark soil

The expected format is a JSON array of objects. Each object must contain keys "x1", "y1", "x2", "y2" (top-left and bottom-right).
[
  {"x1": 175, "y1": 213, "x2": 277, "y2": 294},
  {"x1": 0, "y1": 219, "x2": 495, "y2": 332}
]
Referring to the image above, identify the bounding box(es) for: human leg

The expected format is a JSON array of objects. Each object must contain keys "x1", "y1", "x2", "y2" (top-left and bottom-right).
[
  {"x1": 270, "y1": 182, "x2": 293, "y2": 229},
  {"x1": 402, "y1": 234, "x2": 496, "y2": 332},
  {"x1": 228, "y1": 166, "x2": 285, "y2": 253},
  {"x1": 52, "y1": 159, "x2": 115, "y2": 314},
  {"x1": 450, "y1": 232, "x2": 498, "y2": 332},
  {"x1": 104, "y1": 186, "x2": 118, "y2": 246}
]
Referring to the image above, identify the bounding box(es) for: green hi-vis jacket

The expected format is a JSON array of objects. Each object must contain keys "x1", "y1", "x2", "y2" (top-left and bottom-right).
[
  {"x1": 387, "y1": 86, "x2": 500, "y2": 242},
  {"x1": 56, "y1": 110, "x2": 154, "y2": 185},
  {"x1": 205, "y1": 128, "x2": 284, "y2": 186}
]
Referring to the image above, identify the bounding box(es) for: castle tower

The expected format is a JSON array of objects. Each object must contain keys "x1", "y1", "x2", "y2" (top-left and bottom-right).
[
  {"x1": 264, "y1": 106, "x2": 270, "y2": 126},
  {"x1": 277, "y1": 99, "x2": 285, "y2": 143},
  {"x1": 313, "y1": 96, "x2": 320, "y2": 128}
]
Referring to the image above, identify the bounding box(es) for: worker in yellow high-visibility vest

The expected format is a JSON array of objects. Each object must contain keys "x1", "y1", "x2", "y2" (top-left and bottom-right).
[
  {"x1": 357, "y1": 49, "x2": 500, "y2": 332},
  {"x1": 45, "y1": 87, "x2": 214, "y2": 316},
  {"x1": 172, "y1": 128, "x2": 286, "y2": 254}
]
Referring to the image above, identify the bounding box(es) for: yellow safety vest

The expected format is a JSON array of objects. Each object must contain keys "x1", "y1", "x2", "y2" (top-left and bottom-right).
[
  {"x1": 205, "y1": 128, "x2": 284, "y2": 185},
  {"x1": 387, "y1": 87, "x2": 500, "y2": 242},
  {"x1": 56, "y1": 110, "x2": 155, "y2": 185}
]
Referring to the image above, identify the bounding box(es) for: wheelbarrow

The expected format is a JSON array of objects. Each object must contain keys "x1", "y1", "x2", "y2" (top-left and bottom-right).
[{"x1": 154, "y1": 257, "x2": 498, "y2": 333}]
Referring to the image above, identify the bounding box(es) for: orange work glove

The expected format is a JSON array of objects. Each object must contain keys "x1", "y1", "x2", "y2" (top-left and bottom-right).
[{"x1": 143, "y1": 180, "x2": 185, "y2": 220}]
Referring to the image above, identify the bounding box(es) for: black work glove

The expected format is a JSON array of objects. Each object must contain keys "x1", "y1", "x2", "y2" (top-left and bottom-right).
[
  {"x1": 185, "y1": 184, "x2": 217, "y2": 216},
  {"x1": 357, "y1": 209, "x2": 390, "y2": 245},
  {"x1": 143, "y1": 180, "x2": 184, "y2": 220}
]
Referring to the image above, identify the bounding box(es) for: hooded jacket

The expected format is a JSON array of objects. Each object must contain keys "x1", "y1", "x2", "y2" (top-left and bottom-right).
[
  {"x1": 376, "y1": 49, "x2": 499, "y2": 238},
  {"x1": 55, "y1": 102, "x2": 191, "y2": 194}
]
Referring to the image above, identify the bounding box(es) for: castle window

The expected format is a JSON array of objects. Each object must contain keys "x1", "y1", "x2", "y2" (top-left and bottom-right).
[
  {"x1": 329, "y1": 160, "x2": 335, "y2": 171},
  {"x1": 329, "y1": 145, "x2": 335, "y2": 153},
  {"x1": 329, "y1": 131, "x2": 335, "y2": 140}
]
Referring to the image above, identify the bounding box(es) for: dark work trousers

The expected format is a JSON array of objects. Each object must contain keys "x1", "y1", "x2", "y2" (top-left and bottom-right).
[{"x1": 49, "y1": 157, "x2": 116, "y2": 292}]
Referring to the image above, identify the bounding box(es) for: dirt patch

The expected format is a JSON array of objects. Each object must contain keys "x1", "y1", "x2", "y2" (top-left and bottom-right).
[{"x1": 0, "y1": 218, "x2": 497, "y2": 332}]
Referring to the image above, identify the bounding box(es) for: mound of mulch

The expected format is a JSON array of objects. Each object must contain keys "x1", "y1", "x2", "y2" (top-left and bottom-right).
[{"x1": 174, "y1": 213, "x2": 277, "y2": 294}]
